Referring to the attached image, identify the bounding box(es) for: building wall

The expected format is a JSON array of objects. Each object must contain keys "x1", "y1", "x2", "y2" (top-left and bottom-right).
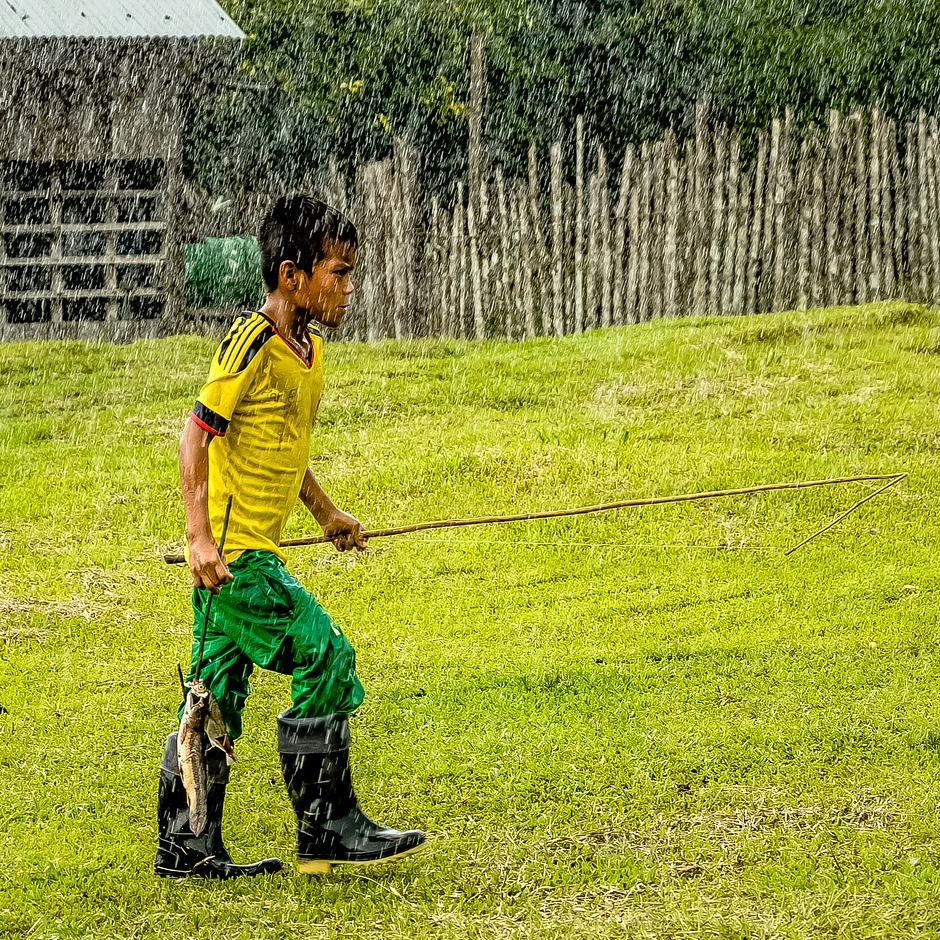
[{"x1": 0, "y1": 38, "x2": 232, "y2": 341}]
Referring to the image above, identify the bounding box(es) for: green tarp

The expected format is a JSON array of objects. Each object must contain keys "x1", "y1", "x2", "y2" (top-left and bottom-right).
[{"x1": 185, "y1": 236, "x2": 262, "y2": 309}]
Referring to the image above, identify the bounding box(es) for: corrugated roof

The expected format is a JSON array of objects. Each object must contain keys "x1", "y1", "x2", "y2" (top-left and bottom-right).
[{"x1": 0, "y1": 0, "x2": 245, "y2": 39}]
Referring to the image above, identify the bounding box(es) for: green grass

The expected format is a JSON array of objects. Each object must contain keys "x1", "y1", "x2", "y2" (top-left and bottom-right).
[{"x1": 2, "y1": 301, "x2": 940, "y2": 939}]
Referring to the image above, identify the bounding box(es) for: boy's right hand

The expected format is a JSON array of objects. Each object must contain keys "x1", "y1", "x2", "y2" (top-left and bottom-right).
[{"x1": 188, "y1": 538, "x2": 233, "y2": 594}]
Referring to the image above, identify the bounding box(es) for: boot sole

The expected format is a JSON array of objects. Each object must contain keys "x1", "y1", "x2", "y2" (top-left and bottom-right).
[
  {"x1": 155, "y1": 865, "x2": 282, "y2": 879},
  {"x1": 297, "y1": 840, "x2": 427, "y2": 875}
]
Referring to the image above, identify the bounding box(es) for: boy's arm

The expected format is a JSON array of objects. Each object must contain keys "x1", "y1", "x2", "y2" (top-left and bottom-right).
[
  {"x1": 179, "y1": 417, "x2": 233, "y2": 591},
  {"x1": 299, "y1": 467, "x2": 367, "y2": 552}
]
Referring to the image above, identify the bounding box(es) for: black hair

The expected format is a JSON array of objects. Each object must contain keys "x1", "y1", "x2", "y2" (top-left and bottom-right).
[{"x1": 259, "y1": 194, "x2": 359, "y2": 291}]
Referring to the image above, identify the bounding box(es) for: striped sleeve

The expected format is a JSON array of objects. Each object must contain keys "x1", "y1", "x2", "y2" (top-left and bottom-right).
[{"x1": 190, "y1": 313, "x2": 274, "y2": 436}]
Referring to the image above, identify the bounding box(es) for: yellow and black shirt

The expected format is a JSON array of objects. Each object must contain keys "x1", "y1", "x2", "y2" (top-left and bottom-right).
[{"x1": 189, "y1": 311, "x2": 325, "y2": 562}]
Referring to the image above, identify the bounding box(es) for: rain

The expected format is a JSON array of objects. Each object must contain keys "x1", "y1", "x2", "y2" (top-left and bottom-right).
[
  {"x1": 0, "y1": 0, "x2": 937, "y2": 341},
  {"x1": 2, "y1": 0, "x2": 940, "y2": 936}
]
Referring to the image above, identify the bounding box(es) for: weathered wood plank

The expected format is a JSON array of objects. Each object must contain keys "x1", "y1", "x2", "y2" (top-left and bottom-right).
[
  {"x1": 708, "y1": 126, "x2": 727, "y2": 314},
  {"x1": 692, "y1": 99, "x2": 710, "y2": 317},
  {"x1": 549, "y1": 141, "x2": 565, "y2": 335},
  {"x1": 745, "y1": 129, "x2": 768, "y2": 315},
  {"x1": 796, "y1": 137, "x2": 812, "y2": 310},
  {"x1": 612, "y1": 144, "x2": 633, "y2": 324},
  {"x1": 574, "y1": 116, "x2": 585, "y2": 333},
  {"x1": 721, "y1": 134, "x2": 740, "y2": 316},
  {"x1": 662, "y1": 131, "x2": 680, "y2": 318}
]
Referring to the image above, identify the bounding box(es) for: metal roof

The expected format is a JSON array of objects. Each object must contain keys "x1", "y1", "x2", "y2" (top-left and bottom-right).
[{"x1": 0, "y1": 0, "x2": 245, "y2": 39}]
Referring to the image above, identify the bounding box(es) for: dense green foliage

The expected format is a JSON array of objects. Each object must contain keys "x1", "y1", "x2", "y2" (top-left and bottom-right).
[
  {"x1": 193, "y1": 0, "x2": 940, "y2": 190},
  {"x1": 3, "y1": 303, "x2": 940, "y2": 937}
]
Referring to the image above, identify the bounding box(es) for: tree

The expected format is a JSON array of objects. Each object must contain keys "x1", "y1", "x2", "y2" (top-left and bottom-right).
[{"x1": 188, "y1": 0, "x2": 940, "y2": 194}]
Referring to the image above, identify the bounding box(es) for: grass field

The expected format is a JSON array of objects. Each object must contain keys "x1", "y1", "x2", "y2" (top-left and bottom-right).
[{"x1": 1, "y1": 302, "x2": 940, "y2": 939}]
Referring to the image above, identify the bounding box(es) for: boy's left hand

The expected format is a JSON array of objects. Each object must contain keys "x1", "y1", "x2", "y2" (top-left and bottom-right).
[{"x1": 322, "y1": 509, "x2": 368, "y2": 552}]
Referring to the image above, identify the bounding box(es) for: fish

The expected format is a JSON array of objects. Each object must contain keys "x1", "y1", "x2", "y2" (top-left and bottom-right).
[
  {"x1": 205, "y1": 689, "x2": 235, "y2": 763},
  {"x1": 178, "y1": 680, "x2": 210, "y2": 835},
  {"x1": 178, "y1": 679, "x2": 235, "y2": 837}
]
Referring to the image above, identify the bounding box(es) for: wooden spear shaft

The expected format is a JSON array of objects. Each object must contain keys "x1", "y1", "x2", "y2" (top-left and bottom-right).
[{"x1": 162, "y1": 473, "x2": 905, "y2": 565}]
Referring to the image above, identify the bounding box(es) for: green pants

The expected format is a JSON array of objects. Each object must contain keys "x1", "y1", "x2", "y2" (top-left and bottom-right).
[{"x1": 182, "y1": 550, "x2": 364, "y2": 740}]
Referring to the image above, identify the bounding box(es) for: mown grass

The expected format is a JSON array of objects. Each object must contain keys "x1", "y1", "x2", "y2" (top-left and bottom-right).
[{"x1": 1, "y1": 301, "x2": 940, "y2": 939}]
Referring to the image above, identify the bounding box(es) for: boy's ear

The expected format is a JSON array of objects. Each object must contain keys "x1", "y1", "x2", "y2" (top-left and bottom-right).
[{"x1": 278, "y1": 260, "x2": 298, "y2": 290}]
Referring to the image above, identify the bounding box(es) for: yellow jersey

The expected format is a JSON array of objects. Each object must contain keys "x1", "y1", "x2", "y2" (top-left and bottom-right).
[{"x1": 189, "y1": 311, "x2": 325, "y2": 562}]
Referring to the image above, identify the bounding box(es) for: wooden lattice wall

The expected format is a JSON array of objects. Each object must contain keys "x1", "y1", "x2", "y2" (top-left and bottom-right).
[
  {"x1": 0, "y1": 158, "x2": 168, "y2": 333},
  {"x1": 0, "y1": 37, "x2": 237, "y2": 343}
]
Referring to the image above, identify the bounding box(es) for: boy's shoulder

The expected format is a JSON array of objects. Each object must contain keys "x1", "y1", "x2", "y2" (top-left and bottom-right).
[{"x1": 214, "y1": 311, "x2": 276, "y2": 375}]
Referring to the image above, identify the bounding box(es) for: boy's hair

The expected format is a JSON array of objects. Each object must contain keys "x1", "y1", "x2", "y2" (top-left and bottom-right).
[{"x1": 259, "y1": 194, "x2": 359, "y2": 291}]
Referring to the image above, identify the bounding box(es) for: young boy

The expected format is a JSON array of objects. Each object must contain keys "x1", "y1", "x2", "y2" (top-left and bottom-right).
[{"x1": 155, "y1": 195, "x2": 426, "y2": 878}]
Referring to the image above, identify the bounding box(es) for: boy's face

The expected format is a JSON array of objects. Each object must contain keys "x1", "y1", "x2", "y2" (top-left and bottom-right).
[{"x1": 296, "y1": 244, "x2": 357, "y2": 329}]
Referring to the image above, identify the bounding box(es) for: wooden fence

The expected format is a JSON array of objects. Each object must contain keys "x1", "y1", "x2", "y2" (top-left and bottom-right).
[{"x1": 199, "y1": 101, "x2": 940, "y2": 340}]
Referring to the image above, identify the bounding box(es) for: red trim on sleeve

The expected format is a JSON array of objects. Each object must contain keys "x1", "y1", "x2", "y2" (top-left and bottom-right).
[{"x1": 189, "y1": 410, "x2": 226, "y2": 437}]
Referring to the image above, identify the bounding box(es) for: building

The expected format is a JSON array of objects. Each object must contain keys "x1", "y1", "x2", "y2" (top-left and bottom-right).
[{"x1": 0, "y1": 0, "x2": 244, "y2": 341}]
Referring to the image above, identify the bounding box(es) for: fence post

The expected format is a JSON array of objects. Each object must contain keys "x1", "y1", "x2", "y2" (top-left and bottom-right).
[
  {"x1": 395, "y1": 140, "x2": 419, "y2": 335},
  {"x1": 851, "y1": 112, "x2": 869, "y2": 304},
  {"x1": 428, "y1": 196, "x2": 443, "y2": 337},
  {"x1": 823, "y1": 111, "x2": 843, "y2": 306},
  {"x1": 662, "y1": 131, "x2": 680, "y2": 318},
  {"x1": 722, "y1": 133, "x2": 740, "y2": 316},
  {"x1": 625, "y1": 141, "x2": 642, "y2": 323},
  {"x1": 479, "y1": 178, "x2": 492, "y2": 332},
  {"x1": 795, "y1": 137, "x2": 812, "y2": 310},
  {"x1": 516, "y1": 181, "x2": 537, "y2": 337},
  {"x1": 453, "y1": 182, "x2": 466, "y2": 336},
  {"x1": 598, "y1": 145, "x2": 613, "y2": 328},
  {"x1": 915, "y1": 112, "x2": 930, "y2": 301},
  {"x1": 760, "y1": 119, "x2": 781, "y2": 312},
  {"x1": 708, "y1": 127, "x2": 728, "y2": 314},
  {"x1": 494, "y1": 168, "x2": 514, "y2": 338},
  {"x1": 527, "y1": 143, "x2": 548, "y2": 334},
  {"x1": 549, "y1": 140, "x2": 565, "y2": 334},
  {"x1": 574, "y1": 116, "x2": 585, "y2": 332},
  {"x1": 356, "y1": 163, "x2": 378, "y2": 341},
  {"x1": 692, "y1": 99, "x2": 710, "y2": 317},
  {"x1": 809, "y1": 132, "x2": 825, "y2": 308},
  {"x1": 746, "y1": 129, "x2": 767, "y2": 315},
  {"x1": 771, "y1": 108, "x2": 793, "y2": 311},
  {"x1": 648, "y1": 139, "x2": 665, "y2": 320},
  {"x1": 586, "y1": 166, "x2": 599, "y2": 329},
  {"x1": 637, "y1": 141, "x2": 654, "y2": 322},
  {"x1": 926, "y1": 117, "x2": 940, "y2": 301},
  {"x1": 732, "y1": 138, "x2": 751, "y2": 315},
  {"x1": 612, "y1": 145, "x2": 632, "y2": 324},
  {"x1": 868, "y1": 108, "x2": 884, "y2": 301},
  {"x1": 900, "y1": 117, "x2": 918, "y2": 299},
  {"x1": 466, "y1": 191, "x2": 484, "y2": 338},
  {"x1": 880, "y1": 113, "x2": 898, "y2": 298}
]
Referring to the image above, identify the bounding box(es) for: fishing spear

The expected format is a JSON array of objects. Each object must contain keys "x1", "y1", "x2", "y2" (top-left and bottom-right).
[{"x1": 162, "y1": 472, "x2": 906, "y2": 564}]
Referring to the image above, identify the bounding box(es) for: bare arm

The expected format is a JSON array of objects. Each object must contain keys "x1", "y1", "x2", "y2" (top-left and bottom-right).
[
  {"x1": 299, "y1": 467, "x2": 367, "y2": 552},
  {"x1": 179, "y1": 417, "x2": 233, "y2": 591}
]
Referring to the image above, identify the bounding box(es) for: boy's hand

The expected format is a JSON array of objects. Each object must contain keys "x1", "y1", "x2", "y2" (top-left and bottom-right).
[
  {"x1": 322, "y1": 509, "x2": 368, "y2": 552},
  {"x1": 189, "y1": 538, "x2": 233, "y2": 593}
]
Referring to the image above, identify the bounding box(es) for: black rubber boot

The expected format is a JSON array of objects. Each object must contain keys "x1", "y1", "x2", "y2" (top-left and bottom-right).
[
  {"x1": 154, "y1": 732, "x2": 284, "y2": 879},
  {"x1": 278, "y1": 710, "x2": 427, "y2": 874}
]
